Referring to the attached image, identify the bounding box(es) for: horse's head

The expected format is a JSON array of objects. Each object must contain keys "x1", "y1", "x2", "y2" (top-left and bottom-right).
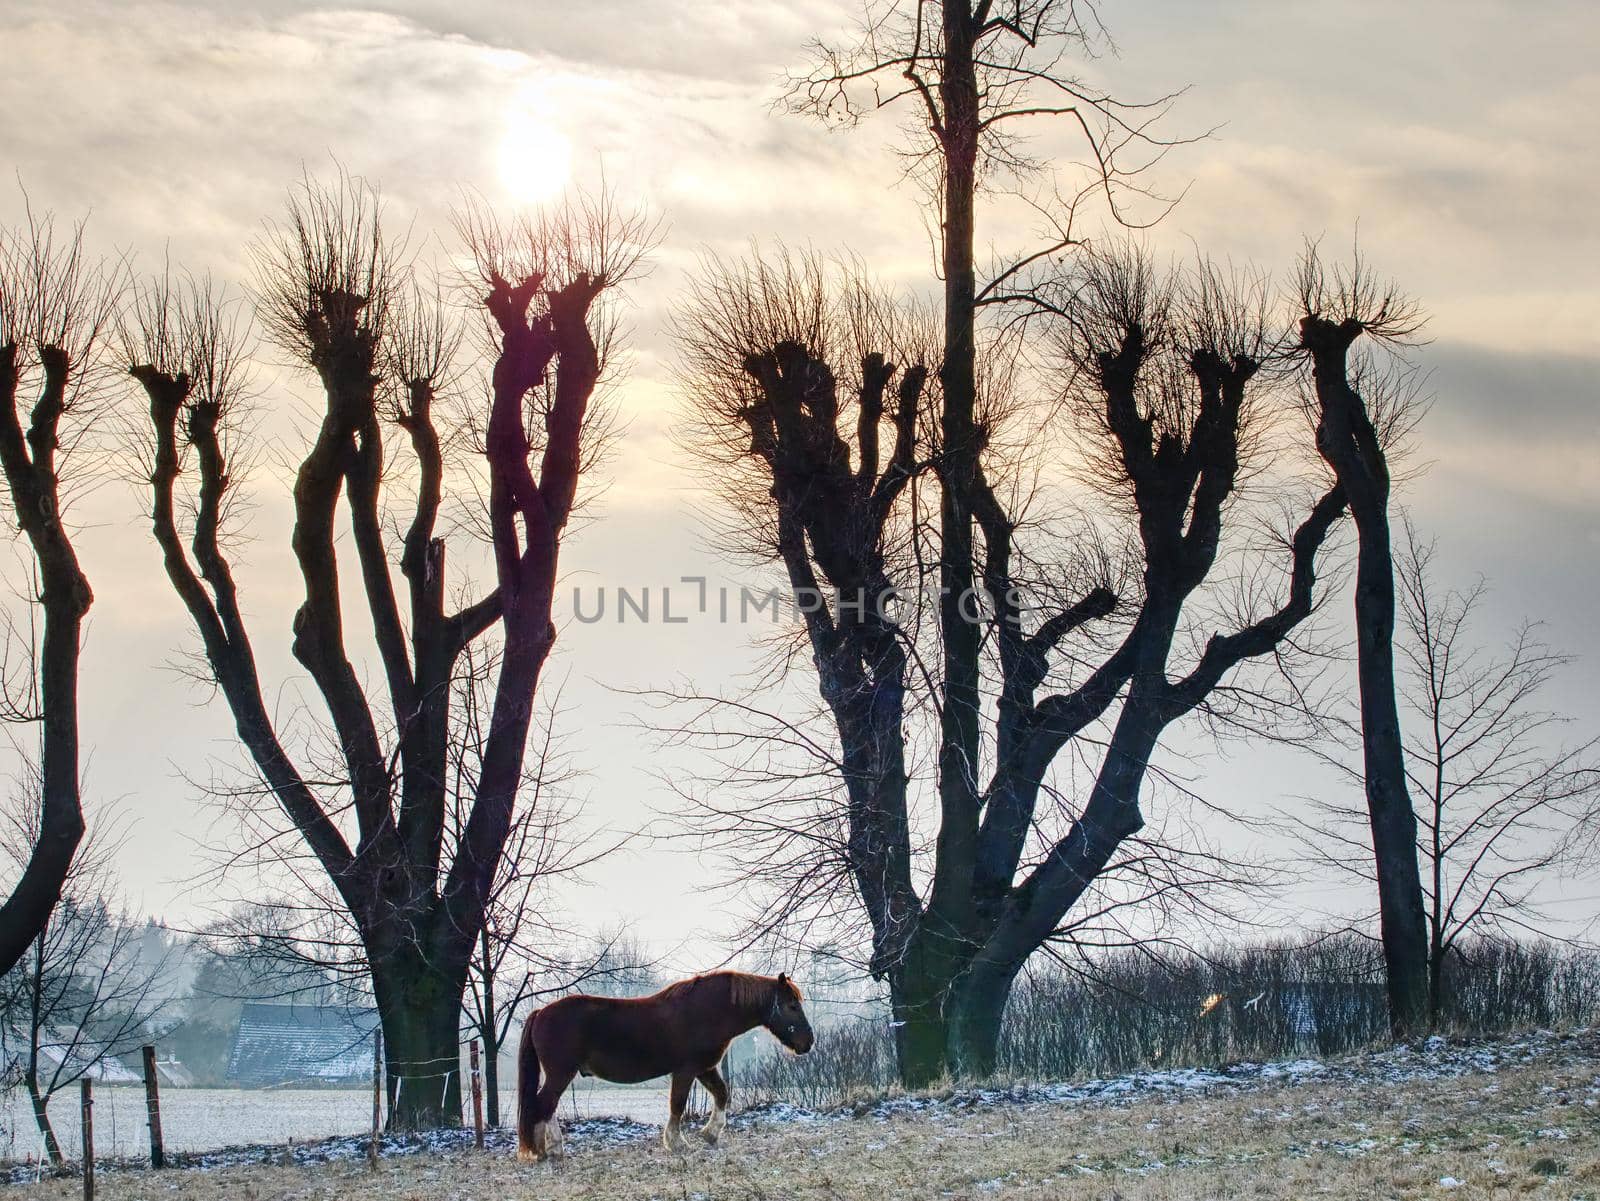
[{"x1": 765, "y1": 973, "x2": 814, "y2": 1054}]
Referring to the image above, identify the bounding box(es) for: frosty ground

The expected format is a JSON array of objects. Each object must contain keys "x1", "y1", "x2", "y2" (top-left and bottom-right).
[{"x1": 6, "y1": 1030, "x2": 1598, "y2": 1199}]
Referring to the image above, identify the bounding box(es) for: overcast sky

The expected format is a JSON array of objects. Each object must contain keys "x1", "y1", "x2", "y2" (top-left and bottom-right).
[{"x1": 2, "y1": 0, "x2": 1597, "y2": 967}]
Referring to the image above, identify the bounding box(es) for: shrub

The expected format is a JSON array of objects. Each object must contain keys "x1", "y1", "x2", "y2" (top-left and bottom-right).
[{"x1": 734, "y1": 935, "x2": 1600, "y2": 1108}]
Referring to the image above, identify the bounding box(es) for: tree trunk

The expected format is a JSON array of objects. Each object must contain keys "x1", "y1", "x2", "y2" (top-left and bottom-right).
[
  {"x1": 0, "y1": 345, "x2": 91, "y2": 980},
  {"x1": 26, "y1": 1077, "x2": 63, "y2": 1166},
  {"x1": 1428, "y1": 939, "x2": 1446, "y2": 1028},
  {"x1": 946, "y1": 703, "x2": 1163, "y2": 1078},
  {"x1": 1303, "y1": 317, "x2": 1432, "y2": 1039},
  {"x1": 483, "y1": 1032, "x2": 501, "y2": 1129},
  {"x1": 0, "y1": 781, "x2": 83, "y2": 981},
  {"x1": 26, "y1": 931, "x2": 62, "y2": 1171},
  {"x1": 890, "y1": 962, "x2": 951, "y2": 1089},
  {"x1": 375, "y1": 957, "x2": 464, "y2": 1131},
  {"x1": 477, "y1": 924, "x2": 502, "y2": 1128},
  {"x1": 945, "y1": 970, "x2": 1009, "y2": 1080},
  {"x1": 25, "y1": 924, "x2": 64, "y2": 1164},
  {"x1": 1428, "y1": 799, "x2": 1447, "y2": 1028},
  {"x1": 1354, "y1": 528, "x2": 1431, "y2": 1036},
  {"x1": 926, "y1": 0, "x2": 985, "y2": 954}
]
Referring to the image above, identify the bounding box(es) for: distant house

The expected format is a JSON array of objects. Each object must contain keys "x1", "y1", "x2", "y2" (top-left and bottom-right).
[
  {"x1": 145, "y1": 1054, "x2": 197, "y2": 1088},
  {"x1": 226, "y1": 1004, "x2": 379, "y2": 1087},
  {"x1": 0, "y1": 1026, "x2": 143, "y2": 1085}
]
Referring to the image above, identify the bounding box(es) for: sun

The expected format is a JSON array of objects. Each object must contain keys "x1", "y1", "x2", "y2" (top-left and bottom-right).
[{"x1": 498, "y1": 100, "x2": 572, "y2": 205}]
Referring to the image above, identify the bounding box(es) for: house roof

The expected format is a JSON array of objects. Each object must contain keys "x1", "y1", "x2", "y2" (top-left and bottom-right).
[
  {"x1": 226, "y1": 1004, "x2": 379, "y2": 1087},
  {"x1": 1, "y1": 1026, "x2": 143, "y2": 1084},
  {"x1": 150, "y1": 1057, "x2": 197, "y2": 1088}
]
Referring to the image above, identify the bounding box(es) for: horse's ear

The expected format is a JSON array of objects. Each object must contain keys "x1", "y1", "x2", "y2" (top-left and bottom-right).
[{"x1": 777, "y1": 972, "x2": 789, "y2": 986}]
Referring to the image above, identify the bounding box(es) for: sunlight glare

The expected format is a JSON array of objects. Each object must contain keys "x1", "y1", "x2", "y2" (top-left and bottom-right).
[{"x1": 498, "y1": 94, "x2": 572, "y2": 204}]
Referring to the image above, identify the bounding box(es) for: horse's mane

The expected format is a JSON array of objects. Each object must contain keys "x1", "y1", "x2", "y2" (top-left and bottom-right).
[
  {"x1": 657, "y1": 971, "x2": 801, "y2": 1007},
  {"x1": 728, "y1": 972, "x2": 775, "y2": 1008}
]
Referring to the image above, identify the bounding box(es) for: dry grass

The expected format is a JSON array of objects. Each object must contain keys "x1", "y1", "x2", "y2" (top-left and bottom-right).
[{"x1": 11, "y1": 1053, "x2": 1600, "y2": 1200}]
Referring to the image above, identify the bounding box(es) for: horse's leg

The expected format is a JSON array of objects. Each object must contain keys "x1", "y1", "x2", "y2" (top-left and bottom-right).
[
  {"x1": 534, "y1": 1064, "x2": 578, "y2": 1160},
  {"x1": 662, "y1": 1069, "x2": 694, "y2": 1152},
  {"x1": 696, "y1": 1067, "x2": 730, "y2": 1145},
  {"x1": 517, "y1": 1022, "x2": 545, "y2": 1162}
]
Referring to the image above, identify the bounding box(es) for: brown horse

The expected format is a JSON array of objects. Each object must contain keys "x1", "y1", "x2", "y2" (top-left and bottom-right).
[{"x1": 516, "y1": 970, "x2": 814, "y2": 1159}]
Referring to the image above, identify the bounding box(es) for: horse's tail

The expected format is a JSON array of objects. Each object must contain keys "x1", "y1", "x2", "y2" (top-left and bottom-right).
[{"x1": 516, "y1": 1010, "x2": 543, "y2": 1159}]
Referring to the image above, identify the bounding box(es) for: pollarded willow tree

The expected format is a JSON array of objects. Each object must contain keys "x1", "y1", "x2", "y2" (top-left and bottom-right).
[
  {"x1": 676, "y1": 243, "x2": 1351, "y2": 1083},
  {"x1": 1295, "y1": 250, "x2": 1433, "y2": 1033},
  {"x1": 126, "y1": 175, "x2": 653, "y2": 1127},
  {"x1": 0, "y1": 210, "x2": 116, "y2": 980}
]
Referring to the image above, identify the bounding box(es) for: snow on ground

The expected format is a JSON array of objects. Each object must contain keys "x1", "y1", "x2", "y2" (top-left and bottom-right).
[
  {"x1": 749, "y1": 1028, "x2": 1582, "y2": 1129},
  {"x1": 3, "y1": 1027, "x2": 1592, "y2": 1185}
]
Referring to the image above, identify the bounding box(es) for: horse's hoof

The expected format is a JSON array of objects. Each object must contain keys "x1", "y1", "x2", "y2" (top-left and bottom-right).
[
  {"x1": 516, "y1": 1148, "x2": 541, "y2": 1164},
  {"x1": 699, "y1": 1107, "x2": 727, "y2": 1146}
]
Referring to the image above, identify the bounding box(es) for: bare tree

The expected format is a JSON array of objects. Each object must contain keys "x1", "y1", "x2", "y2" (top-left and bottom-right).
[
  {"x1": 125, "y1": 174, "x2": 655, "y2": 1127},
  {"x1": 673, "y1": 0, "x2": 1240, "y2": 1086},
  {"x1": 675, "y1": 243, "x2": 1349, "y2": 1082},
  {"x1": 0, "y1": 207, "x2": 116, "y2": 980},
  {"x1": 1296, "y1": 246, "x2": 1432, "y2": 1034},
  {"x1": 0, "y1": 796, "x2": 170, "y2": 1164},
  {"x1": 1298, "y1": 523, "x2": 1600, "y2": 1023}
]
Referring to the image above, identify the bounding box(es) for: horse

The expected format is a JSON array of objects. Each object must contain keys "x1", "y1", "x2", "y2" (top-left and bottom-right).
[{"x1": 516, "y1": 970, "x2": 814, "y2": 1160}]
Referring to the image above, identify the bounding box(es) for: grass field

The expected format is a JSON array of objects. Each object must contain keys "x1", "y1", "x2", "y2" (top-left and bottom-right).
[{"x1": 8, "y1": 1033, "x2": 1599, "y2": 1199}]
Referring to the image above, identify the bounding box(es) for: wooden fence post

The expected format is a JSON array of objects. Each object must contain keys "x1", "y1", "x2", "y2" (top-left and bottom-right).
[
  {"x1": 79, "y1": 1078, "x2": 94, "y2": 1201},
  {"x1": 369, "y1": 1028, "x2": 382, "y2": 1170},
  {"x1": 469, "y1": 1040, "x2": 485, "y2": 1150},
  {"x1": 141, "y1": 1044, "x2": 165, "y2": 1169}
]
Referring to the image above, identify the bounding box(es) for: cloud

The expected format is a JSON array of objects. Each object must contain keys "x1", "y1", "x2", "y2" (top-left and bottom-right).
[
  {"x1": 217, "y1": 0, "x2": 840, "y2": 82},
  {"x1": 1419, "y1": 342, "x2": 1600, "y2": 513}
]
